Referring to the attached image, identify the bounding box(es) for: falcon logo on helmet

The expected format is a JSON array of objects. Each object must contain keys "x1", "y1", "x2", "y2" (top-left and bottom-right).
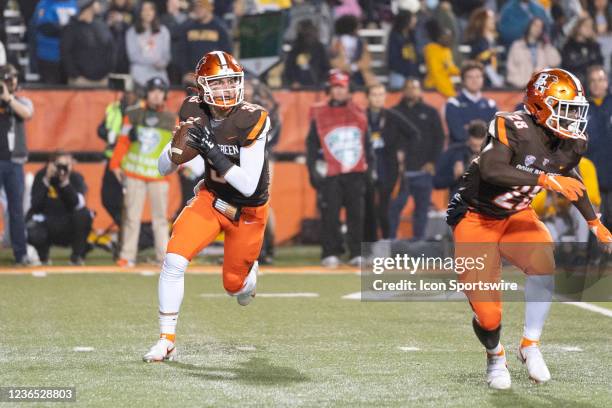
[
  {"x1": 524, "y1": 68, "x2": 589, "y2": 140},
  {"x1": 195, "y1": 51, "x2": 245, "y2": 108}
]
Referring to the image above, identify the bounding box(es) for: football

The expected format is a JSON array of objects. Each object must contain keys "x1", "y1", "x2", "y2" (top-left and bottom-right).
[{"x1": 170, "y1": 119, "x2": 200, "y2": 165}]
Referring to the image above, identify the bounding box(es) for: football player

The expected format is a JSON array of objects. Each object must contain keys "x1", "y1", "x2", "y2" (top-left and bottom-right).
[
  {"x1": 447, "y1": 68, "x2": 612, "y2": 389},
  {"x1": 143, "y1": 51, "x2": 271, "y2": 362}
]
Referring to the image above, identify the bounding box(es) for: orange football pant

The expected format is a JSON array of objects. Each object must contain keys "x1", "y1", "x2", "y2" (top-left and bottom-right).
[
  {"x1": 453, "y1": 208, "x2": 554, "y2": 331},
  {"x1": 167, "y1": 188, "x2": 268, "y2": 293}
]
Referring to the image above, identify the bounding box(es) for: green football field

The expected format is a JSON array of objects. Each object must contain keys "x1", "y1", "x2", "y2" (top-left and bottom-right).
[{"x1": 1, "y1": 261, "x2": 611, "y2": 407}]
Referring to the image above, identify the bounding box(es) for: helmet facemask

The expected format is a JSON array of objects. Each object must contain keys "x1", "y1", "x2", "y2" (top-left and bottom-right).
[
  {"x1": 198, "y1": 72, "x2": 244, "y2": 108},
  {"x1": 543, "y1": 95, "x2": 589, "y2": 140}
]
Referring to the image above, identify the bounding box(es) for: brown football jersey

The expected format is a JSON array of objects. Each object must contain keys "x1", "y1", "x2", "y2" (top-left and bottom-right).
[
  {"x1": 179, "y1": 96, "x2": 270, "y2": 206},
  {"x1": 447, "y1": 110, "x2": 587, "y2": 223}
]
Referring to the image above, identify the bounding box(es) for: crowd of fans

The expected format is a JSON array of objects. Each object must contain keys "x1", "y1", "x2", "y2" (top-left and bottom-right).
[
  {"x1": 0, "y1": 0, "x2": 610, "y2": 267},
  {"x1": 2, "y1": 0, "x2": 610, "y2": 91}
]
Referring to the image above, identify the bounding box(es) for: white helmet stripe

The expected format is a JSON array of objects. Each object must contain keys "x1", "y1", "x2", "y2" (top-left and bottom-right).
[{"x1": 214, "y1": 51, "x2": 228, "y2": 68}]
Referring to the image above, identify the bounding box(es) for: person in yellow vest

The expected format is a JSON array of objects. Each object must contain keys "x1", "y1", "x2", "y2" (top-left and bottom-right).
[
  {"x1": 423, "y1": 19, "x2": 460, "y2": 97},
  {"x1": 532, "y1": 157, "x2": 601, "y2": 243},
  {"x1": 110, "y1": 77, "x2": 176, "y2": 267}
]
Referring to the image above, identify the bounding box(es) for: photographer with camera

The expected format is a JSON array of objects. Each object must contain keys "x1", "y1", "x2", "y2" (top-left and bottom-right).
[
  {"x1": 0, "y1": 64, "x2": 34, "y2": 265},
  {"x1": 27, "y1": 151, "x2": 93, "y2": 265}
]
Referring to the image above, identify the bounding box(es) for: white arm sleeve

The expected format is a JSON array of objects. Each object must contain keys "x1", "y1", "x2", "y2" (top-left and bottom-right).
[
  {"x1": 158, "y1": 142, "x2": 178, "y2": 176},
  {"x1": 223, "y1": 117, "x2": 270, "y2": 197}
]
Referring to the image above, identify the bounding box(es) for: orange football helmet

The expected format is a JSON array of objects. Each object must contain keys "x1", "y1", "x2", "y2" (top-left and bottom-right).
[
  {"x1": 524, "y1": 68, "x2": 589, "y2": 140},
  {"x1": 195, "y1": 51, "x2": 244, "y2": 108}
]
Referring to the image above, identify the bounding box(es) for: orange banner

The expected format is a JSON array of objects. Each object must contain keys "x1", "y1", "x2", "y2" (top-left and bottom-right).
[{"x1": 15, "y1": 89, "x2": 523, "y2": 244}]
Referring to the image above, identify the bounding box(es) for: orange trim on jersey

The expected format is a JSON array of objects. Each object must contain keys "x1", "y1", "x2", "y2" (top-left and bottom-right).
[
  {"x1": 496, "y1": 117, "x2": 509, "y2": 146},
  {"x1": 109, "y1": 135, "x2": 130, "y2": 170},
  {"x1": 246, "y1": 111, "x2": 268, "y2": 141}
]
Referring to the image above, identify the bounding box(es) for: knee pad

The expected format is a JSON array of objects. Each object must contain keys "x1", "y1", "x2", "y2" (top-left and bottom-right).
[
  {"x1": 160, "y1": 253, "x2": 189, "y2": 282},
  {"x1": 225, "y1": 261, "x2": 258, "y2": 296},
  {"x1": 472, "y1": 303, "x2": 502, "y2": 332}
]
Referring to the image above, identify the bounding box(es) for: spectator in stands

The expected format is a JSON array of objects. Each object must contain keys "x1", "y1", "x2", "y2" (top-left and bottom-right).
[
  {"x1": 330, "y1": 14, "x2": 375, "y2": 86},
  {"x1": 586, "y1": 65, "x2": 612, "y2": 234},
  {"x1": 284, "y1": 0, "x2": 333, "y2": 46},
  {"x1": 506, "y1": 17, "x2": 561, "y2": 89},
  {"x1": 110, "y1": 77, "x2": 175, "y2": 267},
  {"x1": 498, "y1": 0, "x2": 551, "y2": 47},
  {"x1": 31, "y1": 0, "x2": 78, "y2": 84},
  {"x1": 26, "y1": 151, "x2": 93, "y2": 266},
  {"x1": 126, "y1": 1, "x2": 171, "y2": 87},
  {"x1": 364, "y1": 83, "x2": 420, "y2": 241},
  {"x1": 444, "y1": 61, "x2": 496, "y2": 143},
  {"x1": 433, "y1": 1, "x2": 461, "y2": 65},
  {"x1": 589, "y1": 0, "x2": 612, "y2": 74},
  {"x1": 0, "y1": 64, "x2": 33, "y2": 265},
  {"x1": 105, "y1": 0, "x2": 136, "y2": 74},
  {"x1": 235, "y1": 0, "x2": 292, "y2": 14},
  {"x1": 160, "y1": 0, "x2": 188, "y2": 84},
  {"x1": 463, "y1": 7, "x2": 504, "y2": 88},
  {"x1": 562, "y1": 16, "x2": 604, "y2": 86},
  {"x1": 61, "y1": 0, "x2": 115, "y2": 87},
  {"x1": 306, "y1": 69, "x2": 372, "y2": 267},
  {"x1": 388, "y1": 77, "x2": 444, "y2": 240},
  {"x1": 387, "y1": 11, "x2": 419, "y2": 90},
  {"x1": 333, "y1": 0, "x2": 363, "y2": 19},
  {"x1": 423, "y1": 19, "x2": 460, "y2": 97},
  {"x1": 174, "y1": 0, "x2": 232, "y2": 81},
  {"x1": 284, "y1": 20, "x2": 331, "y2": 88},
  {"x1": 450, "y1": 0, "x2": 486, "y2": 30},
  {"x1": 433, "y1": 119, "x2": 486, "y2": 197}
]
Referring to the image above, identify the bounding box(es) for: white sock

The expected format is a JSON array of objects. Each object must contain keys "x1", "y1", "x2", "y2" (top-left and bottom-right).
[
  {"x1": 486, "y1": 344, "x2": 503, "y2": 355},
  {"x1": 158, "y1": 253, "x2": 189, "y2": 334},
  {"x1": 159, "y1": 313, "x2": 178, "y2": 335},
  {"x1": 523, "y1": 275, "x2": 554, "y2": 341}
]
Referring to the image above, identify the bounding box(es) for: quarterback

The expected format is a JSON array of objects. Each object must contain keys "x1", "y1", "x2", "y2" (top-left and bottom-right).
[
  {"x1": 447, "y1": 68, "x2": 612, "y2": 389},
  {"x1": 143, "y1": 51, "x2": 271, "y2": 362}
]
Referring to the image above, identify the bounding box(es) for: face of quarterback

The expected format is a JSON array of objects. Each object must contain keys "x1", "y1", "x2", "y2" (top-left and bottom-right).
[
  {"x1": 588, "y1": 68, "x2": 608, "y2": 99},
  {"x1": 463, "y1": 68, "x2": 484, "y2": 94},
  {"x1": 368, "y1": 85, "x2": 386, "y2": 110},
  {"x1": 330, "y1": 84, "x2": 350, "y2": 102},
  {"x1": 146, "y1": 88, "x2": 166, "y2": 109},
  {"x1": 208, "y1": 77, "x2": 239, "y2": 104}
]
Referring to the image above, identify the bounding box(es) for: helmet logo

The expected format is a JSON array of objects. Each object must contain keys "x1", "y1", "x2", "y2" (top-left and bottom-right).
[{"x1": 534, "y1": 73, "x2": 558, "y2": 93}]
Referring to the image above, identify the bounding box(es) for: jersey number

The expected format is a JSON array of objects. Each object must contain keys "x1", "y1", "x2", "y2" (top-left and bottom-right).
[{"x1": 493, "y1": 185, "x2": 541, "y2": 211}]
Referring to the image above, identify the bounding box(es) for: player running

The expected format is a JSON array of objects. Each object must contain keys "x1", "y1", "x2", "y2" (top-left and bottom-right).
[
  {"x1": 143, "y1": 51, "x2": 271, "y2": 362},
  {"x1": 447, "y1": 68, "x2": 612, "y2": 389}
]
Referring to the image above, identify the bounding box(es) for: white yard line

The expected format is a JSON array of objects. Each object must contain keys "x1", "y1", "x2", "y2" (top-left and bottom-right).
[
  {"x1": 200, "y1": 292, "x2": 319, "y2": 298},
  {"x1": 563, "y1": 301, "x2": 612, "y2": 318}
]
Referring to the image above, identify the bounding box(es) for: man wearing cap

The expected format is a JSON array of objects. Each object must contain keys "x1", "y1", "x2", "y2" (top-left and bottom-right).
[
  {"x1": 110, "y1": 77, "x2": 176, "y2": 267},
  {"x1": 61, "y1": 0, "x2": 114, "y2": 87},
  {"x1": 0, "y1": 64, "x2": 34, "y2": 265},
  {"x1": 174, "y1": 0, "x2": 232, "y2": 82},
  {"x1": 306, "y1": 69, "x2": 372, "y2": 268}
]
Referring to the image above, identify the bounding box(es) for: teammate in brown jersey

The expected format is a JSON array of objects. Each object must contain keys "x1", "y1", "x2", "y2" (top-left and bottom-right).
[
  {"x1": 144, "y1": 51, "x2": 271, "y2": 362},
  {"x1": 447, "y1": 69, "x2": 612, "y2": 389}
]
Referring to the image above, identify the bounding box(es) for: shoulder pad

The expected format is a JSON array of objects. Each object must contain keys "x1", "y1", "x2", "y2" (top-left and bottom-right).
[
  {"x1": 179, "y1": 96, "x2": 204, "y2": 121},
  {"x1": 232, "y1": 102, "x2": 267, "y2": 130},
  {"x1": 489, "y1": 111, "x2": 526, "y2": 151}
]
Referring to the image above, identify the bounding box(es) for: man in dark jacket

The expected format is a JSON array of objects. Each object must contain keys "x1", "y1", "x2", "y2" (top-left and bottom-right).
[
  {"x1": 0, "y1": 64, "x2": 34, "y2": 265},
  {"x1": 174, "y1": 0, "x2": 232, "y2": 80},
  {"x1": 388, "y1": 77, "x2": 445, "y2": 240},
  {"x1": 586, "y1": 66, "x2": 612, "y2": 233},
  {"x1": 61, "y1": 0, "x2": 115, "y2": 86},
  {"x1": 434, "y1": 119, "x2": 487, "y2": 197},
  {"x1": 27, "y1": 151, "x2": 93, "y2": 265},
  {"x1": 364, "y1": 83, "x2": 420, "y2": 241}
]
